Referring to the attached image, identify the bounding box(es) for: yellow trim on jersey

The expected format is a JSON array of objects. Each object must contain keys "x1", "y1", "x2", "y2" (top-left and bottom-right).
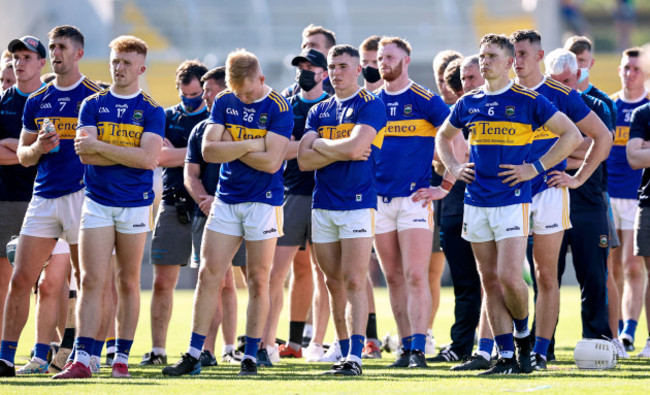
[
  {"x1": 269, "y1": 91, "x2": 289, "y2": 112},
  {"x1": 384, "y1": 119, "x2": 437, "y2": 137},
  {"x1": 28, "y1": 83, "x2": 51, "y2": 100},
  {"x1": 226, "y1": 124, "x2": 267, "y2": 140},
  {"x1": 544, "y1": 79, "x2": 571, "y2": 95},
  {"x1": 81, "y1": 79, "x2": 101, "y2": 93},
  {"x1": 410, "y1": 84, "x2": 433, "y2": 100},
  {"x1": 533, "y1": 126, "x2": 557, "y2": 141},
  {"x1": 467, "y1": 121, "x2": 534, "y2": 146},
  {"x1": 510, "y1": 84, "x2": 538, "y2": 100},
  {"x1": 97, "y1": 122, "x2": 145, "y2": 147},
  {"x1": 36, "y1": 117, "x2": 78, "y2": 140},
  {"x1": 358, "y1": 89, "x2": 376, "y2": 102},
  {"x1": 614, "y1": 126, "x2": 629, "y2": 146},
  {"x1": 142, "y1": 92, "x2": 161, "y2": 108},
  {"x1": 216, "y1": 90, "x2": 231, "y2": 100}
]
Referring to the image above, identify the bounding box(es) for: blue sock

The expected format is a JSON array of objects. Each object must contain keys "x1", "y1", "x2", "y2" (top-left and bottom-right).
[
  {"x1": 243, "y1": 336, "x2": 261, "y2": 359},
  {"x1": 618, "y1": 320, "x2": 624, "y2": 336},
  {"x1": 411, "y1": 333, "x2": 426, "y2": 352},
  {"x1": 339, "y1": 338, "x2": 350, "y2": 357},
  {"x1": 494, "y1": 333, "x2": 515, "y2": 359},
  {"x1": 75, "y1": 337, "x2": 95, "y2": 357},
  {"x1": 92, "y1": 340, "x2": 104, "y2": 358},
  {"x1": 188, "y1": 332, "x2": 206, "y2": 359},
  {"x1": 33, "y1": 343, "x2": 50, "y2": 362},
  {"x1": 0, "y1": 340, "x2": 18, "y2": 365},
  {"x1": 402, "y1": 336, "x2": 413, "y2": 351},
  {"x1": 622, "y1": 319, "x2": 638, "y2": 339},
  {"x1": 478, "y1": 338, "x2": 494, "y2": 356},
  {"x1": 533, "y1": 336, "x2": 551, "y2": 358},
  {"x1": 513, "y1": 316, "x2": 529, "y2": 334},
  {"x1": 349, "y1": 334, "x2": 365, "y2": 359},
  {"x1": 116, "y1": 339, "x2": 133, "y2": 357},
  {"x1": 106, "y1": 338, "x2": 116, "y2": 351}
]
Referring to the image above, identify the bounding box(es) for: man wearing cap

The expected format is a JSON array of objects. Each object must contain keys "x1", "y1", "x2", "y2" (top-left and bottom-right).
[
  {"x1": 0, "y1": 26, "x2": 101, "y2": 377},
  {"x1": 260, "y1": 48, "x2": 330, "y2": 362},
  {"x1": 0, "y1": 35, "x2": 46, "y2": 363}
]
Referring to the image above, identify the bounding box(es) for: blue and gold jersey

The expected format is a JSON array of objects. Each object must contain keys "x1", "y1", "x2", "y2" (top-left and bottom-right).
[
  {"x1": 606, "y1": 90, "x2": 650, "y2": 199},
  {"x1": 78, "y1": 89, "x2": 165, "y2": 207},
  {"x1": 448, "y1": 81, "x2": 558, "y2": 207},
  {"x1": 22, "y1": 76, "x2": 101, "y2": 198},
  {"x1": 209, "y1": 88, "x2": 293, "y2": 206},
  {"x1": 306, "y1": 88, "x2": 387, "y2": 210},
  {"x1": 529, "y1": 77, "x2": 591, "y2": 196},
  {"x1": 375, "y1": 81, "x2": 449, "y2": 197}
]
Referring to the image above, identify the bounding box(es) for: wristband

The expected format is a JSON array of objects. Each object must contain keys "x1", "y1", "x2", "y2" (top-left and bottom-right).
[
  {"x1": 532, "y1": 160, "x2": 546, "y2": 175},
  {"x1": 440, "y1": 179, "x2": 453, "y2": 193}
]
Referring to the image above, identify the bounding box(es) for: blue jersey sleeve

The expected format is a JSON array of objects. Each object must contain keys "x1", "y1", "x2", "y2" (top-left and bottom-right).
[
  {"x1": 22, "y1": 96, "x2": 38, "y2": 133},
  {"x1": 447, "y1": 98, "x2": 465, "y2": 130},
  {"x1": 208, "y1": 93, "x2": 228, "y2": 125},
  {"x1": 186, "y1": 123, "x2": 203, "y2": 164},
  {"x1": 426, "y1": 94, "x2": 450, "y2": 128},
  {"x1": 566, "y1": 89, "x2": 591, "y2": 124},
  {"x1": 356, "y1": 99, "x2": 387, "y2": 132},
  {"x1": 532, "y1": 94, "x2": 558, "y2": 130},
  {"x1": 268, "y1": 100, "x2": 293, "y2": 139},
  {"x1": 77, "y1": 97, "x2": 98, "y2": 129},
  {"x1": 629, "y1": 104, "x2": 650, "y2": 141},
  {"x1": 145, "y1": 105, "x2": 166, "y2": 138},
  {"x1": 305, "y1": 104, "x2": 320, "y2": 134}
]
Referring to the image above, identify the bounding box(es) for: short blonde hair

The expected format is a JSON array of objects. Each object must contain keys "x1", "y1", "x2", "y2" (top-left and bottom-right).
[
  {"x1": 226, "y1": 49, "x2": 261, "y2": 90},
  {"x1": 379, "y1": 36, "x2": 412, "y2": 56},
  {"x1": 109, "y1": 35, "x2": 148, "y2": 56}
]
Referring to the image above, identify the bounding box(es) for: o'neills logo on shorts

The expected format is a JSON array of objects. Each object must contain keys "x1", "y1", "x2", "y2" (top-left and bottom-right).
[
  {"x1": 133, "y1": 223, "x2": 146, "y2": 228},
  {"x1": 505, "y1": 226, "x2": 521, "y2": 231},
  {"x1": 352, "y1": 229, "x2": 367, "y2": 233},
  {"x1": 263, "y1": 228, "x2": 277, "y2": 234}
]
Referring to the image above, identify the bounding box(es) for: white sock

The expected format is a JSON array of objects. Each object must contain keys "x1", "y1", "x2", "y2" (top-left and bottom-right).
[
  {"x1": 514, "y1": 328, "x2": 530, "y2": 339},
  {"x1": 347, "y1": 354, "x2": 362, "y2": 365},
  {"x1": 500, "y1": 350, "x2": 514, "y2": 359},
  {"x1": 152, "y1": 347, "x2": 166, "y2": 356},
  {"x1": 106, "y1": 346, "x2": 116, "y2": 354},
  {"x1": 187, "y1": 346, "x2": 201, "y2": 360},
  {"x1": 222, "y1": 344, "x2": 235, "y2": 354},
  {"x1": 303, "y1": 324, "x2": 313, "y2": 338},
  {"x1": 242, "y1": 354, "x2": 257, "y2": 363},
  {"x1": 74, "y1": 349, "x2": 91, "y2": 367},
  {"x1": 265, "y1": 344, "x2": 275, "y2": 354},
  {"x1": 32, "y1": 356, "x2": 47, "y2": 365},
  {"x1": 113, "y1": 352, "x2": 129, "y2": 365}
]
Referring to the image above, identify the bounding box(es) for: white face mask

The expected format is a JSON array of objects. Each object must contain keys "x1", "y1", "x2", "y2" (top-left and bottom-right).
[{"x1": 578, "y1": 67, "x2": 589, "y2": 84}]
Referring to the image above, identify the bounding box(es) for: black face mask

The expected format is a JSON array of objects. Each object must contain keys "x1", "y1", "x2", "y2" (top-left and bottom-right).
[
  {"x1": 362, "y1": 66, "x2": 381, "y2": 83},
  {"x1": 297, "y1": 69, "x2": 317, "y2": 92}
]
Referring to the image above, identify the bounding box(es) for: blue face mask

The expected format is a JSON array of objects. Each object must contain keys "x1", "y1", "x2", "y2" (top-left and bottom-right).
[
  {"x1": 577, "y1": 67, "x2": 589, "y2": 84},
  {"x1": 181, "y1": 94, "x2": 204, "y2": 113}
]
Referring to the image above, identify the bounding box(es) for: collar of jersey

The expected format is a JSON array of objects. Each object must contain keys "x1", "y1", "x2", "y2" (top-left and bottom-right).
[
  {"x1": 251, "y1": 86, "x2": 271, "y2": 104},
  {"x1": 383, "y1": 80, "x2": 413, "y2": 96},
  {"x1": 53, "y1": 75, "x2": 85, "y2": 92},
  {"x1": 619, "y1": 89, "x2": 649, "y2": 104},
  {"x1": 528, "y1": 75, "x2": 546, "y2": 91},
  {"x1": 484, "y1": 80, "x2": 514, "y2": 96},
  {"x1": 335, "y1": 87, "x2": 362, "y2": 102},
  {"x1": 110, "y1": 88, "x2": 142, "y2": 100},
  {"x1": 15, "y1": 83, "x2": 44, "y2": 97},
  {"x1": 299, "y1": 92, "x2": 328, "y2": 104},
  {"x1": 581, "y1": 83, "x2": 594, "y2": 95},
  {"x1": 181, "y1": 103, "x2": 208, "y2": 116}
]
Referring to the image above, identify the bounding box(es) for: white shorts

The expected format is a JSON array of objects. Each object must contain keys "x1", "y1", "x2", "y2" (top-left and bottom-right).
[
  {"x1": 611, "y1": 197, "x2": 637, "y2": 230},
  {"x1": 312, "y1": 208, "x2": 375, "y2": 243},
  {"x1": 462, "y1": 203, "x2": 530, "y2": 242},
  {"x1": 80, "y1": 198, "x2": 153, "y2": 234},
  {"x1": 530, "y1": 187, "x2": 571, "y2": 235},
  {"x1": 375, "y1": 195, "x2": 434, "y2": 234},
  {"x1": 52, "y1": 239, "x2": 70, "y2": 255},
  {"x1": 206, "y1": 198, "x2": 283, "y2": 241},
  {"x1": 20, "y1": 189, "x2": 85, "y2": 244}
]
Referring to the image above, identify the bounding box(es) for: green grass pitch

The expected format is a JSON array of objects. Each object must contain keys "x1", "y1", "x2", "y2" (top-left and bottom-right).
[{"x1": 1, "y1": 286, "x2": 649, "y2": 393}]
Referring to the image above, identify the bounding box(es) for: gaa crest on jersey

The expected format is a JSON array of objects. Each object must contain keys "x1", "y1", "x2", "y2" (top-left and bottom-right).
[
  {"x1": 506, "y1": 106, "x2": 515, "y2": 117},
  {"x1": 599, "y1": 235, "x2": 608, "y2": 248},
  {"x1": 133, "y1": 110, "x2": 143, "y2": 122},
  {"x1": 403, "y1": 104, "x2": 413, "y2": 116},
  {"x1": 258, "y1": 113, "x2": 268, "y2": 126},
  {"x1": 76, "y1": 102, "x2": 82, "y2": 112},
  {"x1": 515, "y1": 189, "x2": 521, "y2": 197},
  {"x1": 345, "y1": 108, "x2": 354, "y2": 119}
]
